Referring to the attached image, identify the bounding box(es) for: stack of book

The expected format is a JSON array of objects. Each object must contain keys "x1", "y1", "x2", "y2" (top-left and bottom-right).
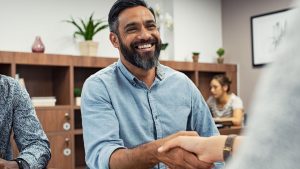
[{"x1": 31, "y1": 96, "x2": 57, "y2": 107}]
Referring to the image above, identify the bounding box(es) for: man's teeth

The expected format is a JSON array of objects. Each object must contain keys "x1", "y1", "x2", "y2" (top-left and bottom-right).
[{"x1": 138, "y1": 44, "x2": 152, "y2": 49}]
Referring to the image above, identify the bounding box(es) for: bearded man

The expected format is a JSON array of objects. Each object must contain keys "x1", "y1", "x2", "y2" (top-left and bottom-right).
[{"x1": 81, "y1": 0, "x2": 221, "y2": 169}]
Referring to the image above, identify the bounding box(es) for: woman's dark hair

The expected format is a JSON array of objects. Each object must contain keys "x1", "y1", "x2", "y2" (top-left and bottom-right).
[
  {"x1": 212, "y1": 74, "x2": 232, "y2": 92},
  {"x1": 108, "y1": 0, "x2": 156, "y2": 34}
]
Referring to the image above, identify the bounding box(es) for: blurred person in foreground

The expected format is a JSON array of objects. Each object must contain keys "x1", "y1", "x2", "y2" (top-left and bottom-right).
[{"x1": 158, "y1": 2, "x2": 300, "y2": 169}]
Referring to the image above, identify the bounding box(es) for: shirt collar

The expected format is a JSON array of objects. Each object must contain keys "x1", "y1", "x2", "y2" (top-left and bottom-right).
[{"x1": 116, "y1": 59, "x2": 165, "y2": 83}]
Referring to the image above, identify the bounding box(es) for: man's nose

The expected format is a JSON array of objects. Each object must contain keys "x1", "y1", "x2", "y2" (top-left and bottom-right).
[{"x1": 138, "y1": 27, "x2": 151, "y2": 40}]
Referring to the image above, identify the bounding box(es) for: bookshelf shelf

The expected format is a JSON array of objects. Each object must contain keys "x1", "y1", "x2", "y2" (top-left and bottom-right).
[{"x1": 0, "y1": 51, "x2": 237, "y2": 169}]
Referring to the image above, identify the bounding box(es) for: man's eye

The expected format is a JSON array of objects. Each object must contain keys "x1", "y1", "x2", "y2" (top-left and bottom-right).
[
  {"x1": 148, "y1": 24, "x2": 157, "y2": 29},
  {"x1": 126, "y1": 28, "x2": 137, "y2": 33}
]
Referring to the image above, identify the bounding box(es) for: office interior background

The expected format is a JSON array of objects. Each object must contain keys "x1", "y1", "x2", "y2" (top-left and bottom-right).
[
  {"x1": 0, "y1": 0, "x2": 293, "y2": 111},
  {"x1": 0, "y1": 0, "x2": 295, "y2": 168}
]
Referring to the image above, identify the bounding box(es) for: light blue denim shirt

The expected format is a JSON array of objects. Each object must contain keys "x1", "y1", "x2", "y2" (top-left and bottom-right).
[{"x1": 81, "y1": 59, "x2": 221, "y2": 169}]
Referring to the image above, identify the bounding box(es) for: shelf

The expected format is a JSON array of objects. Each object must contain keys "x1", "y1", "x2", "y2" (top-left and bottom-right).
[
  {"x1": 74, "y1": 109, "x2": 82, "y2": 130},
  {"x1": 73, "y1": 106, "x2": 81, "y2": 110},
  {"x1": 0, "y1": 64, "x2": 11, "y2": 76},
  {"x1": 74, "y1": 129, "x2": 83, "y2": 135},
  {"x1": 75, "y1": 166, "x2": 86, "y2": 169},
  {"x1": 75, "y1": 135, "x2": 86, "y2": 167},
  {"x1": 74, "y1": 67, "x2": 99, "y2": 90},
  {"x1": 35, "y1": 105, "x2": 71, "y2": 110},
  {"x1": 16, "y1": 65, "x2": 71, "y2": 105},
  {"x1": 0, "y1": 51, "x2": 238, "y2": 169}
]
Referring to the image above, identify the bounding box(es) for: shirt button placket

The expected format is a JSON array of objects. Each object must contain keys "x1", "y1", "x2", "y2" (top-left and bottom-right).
[{"x1": 147, "y1": 90, "x2": 162, "y2": 139}]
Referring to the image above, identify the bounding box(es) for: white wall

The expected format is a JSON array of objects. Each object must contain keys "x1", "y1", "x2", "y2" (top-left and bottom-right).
[
  {"x1": 0, "y1": 0, "x2": 222, "y2": 62},
  {"x1": 173, "y1": 0, "x2": 222, "y2": 62},
  {"x1": 222, "y1": 0, "x2": 293, "y2": 111},
  {"x1": 0, "y1": 0, "x2": 117, "y2": 57}
]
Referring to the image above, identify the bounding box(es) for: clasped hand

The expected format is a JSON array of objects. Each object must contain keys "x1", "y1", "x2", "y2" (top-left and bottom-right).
[
  {"x1": 158, "y1": 135, "x2": 227, "y2": 164},
  {"x1": 156, "y1": 131, "x2": 214, "y2": 169}
]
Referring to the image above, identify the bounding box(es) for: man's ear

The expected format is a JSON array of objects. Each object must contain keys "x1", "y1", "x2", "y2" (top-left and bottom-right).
[{"x1": 109, "y1": 32, "x2": 119, "y2": 48}]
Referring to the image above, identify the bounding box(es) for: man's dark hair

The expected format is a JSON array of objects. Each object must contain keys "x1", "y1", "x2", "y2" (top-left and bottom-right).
[{"x1": 108, "y1": 0, "x2": 156, "y2": 34}]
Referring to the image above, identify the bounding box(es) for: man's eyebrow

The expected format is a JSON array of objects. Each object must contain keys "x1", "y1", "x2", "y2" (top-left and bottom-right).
[
  {"x1": 145, "y1": 20, "x2": 156, "y2": 24},
  {"x1": 124, "y1": 22, "x2": 137, "y2": 29}
]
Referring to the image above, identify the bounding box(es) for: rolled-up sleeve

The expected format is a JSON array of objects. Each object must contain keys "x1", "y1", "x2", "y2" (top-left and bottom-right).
[
  {"x1": 188, "y1": 78, "x2": 219, "y2": 137},
  {"x1": 189, "y1": 81, "x2": 223, "y2": 168},
  {"x1": 81, "y1": 76, "x2": 125, "y2": 169}
]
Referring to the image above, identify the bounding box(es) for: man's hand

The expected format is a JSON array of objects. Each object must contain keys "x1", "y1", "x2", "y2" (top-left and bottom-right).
[
  {"x1": 157, "y1": 147, "x2": 213, "y2": 169},
  {"x1": 0, "y1": 159, "x2": 19, "y2": 169},
  {"x1": 154, "y1": 131, "x2": 213, "y2": 169}
]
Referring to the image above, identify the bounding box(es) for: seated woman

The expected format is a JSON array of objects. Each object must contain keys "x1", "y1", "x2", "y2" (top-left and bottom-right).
[{"x1": 207, "y1": 74, "x2": 244, "y2": 126}]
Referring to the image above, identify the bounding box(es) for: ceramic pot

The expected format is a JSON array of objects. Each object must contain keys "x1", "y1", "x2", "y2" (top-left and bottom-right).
[{"x1": 32, "y1": 36, "x2": 45, "y2": 53}]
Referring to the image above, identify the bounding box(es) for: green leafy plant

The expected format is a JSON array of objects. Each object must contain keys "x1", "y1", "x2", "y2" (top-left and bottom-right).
[
  {"x1": 65, "y1": 13, "x2": 108, "y2": 40},
  {"x1": 74, "y1": 88, "x2": 82, "y2": 97},
  {"x1": 216, "y1": 48, "x2": 225, "y2": 57},
  {"x1": 161, "y1": 43, "x2": 169, "y2": 50},
  {"x1": 192, "y1": 52, "x2": 200, "y2": 56}
]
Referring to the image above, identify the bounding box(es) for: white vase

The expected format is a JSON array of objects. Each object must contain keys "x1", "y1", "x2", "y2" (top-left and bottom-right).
[
  {"x1": 79, "y1": 41, "x2": 98, "y2": 56},
  {"x1": 75, "y1": 97, "x2": 81, "y2": 106}
]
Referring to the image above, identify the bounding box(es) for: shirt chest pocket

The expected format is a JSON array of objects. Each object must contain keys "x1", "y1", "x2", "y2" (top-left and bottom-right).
[{"x1": 158, "y1": 105, "x2": 191, "y2": 133}]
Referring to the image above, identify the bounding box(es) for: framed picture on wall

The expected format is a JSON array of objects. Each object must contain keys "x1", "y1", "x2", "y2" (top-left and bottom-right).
[{"x1": 250, "y1": 8, "x2": 295, "y2": 67}]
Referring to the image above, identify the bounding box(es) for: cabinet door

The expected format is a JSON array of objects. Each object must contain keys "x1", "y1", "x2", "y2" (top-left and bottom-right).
[
  {"x1": 36, "y1": 109, "x2": 72, "y2": 132},
  {"x1": 47, "y1": 134, "x2": 73, "y2": 169}
]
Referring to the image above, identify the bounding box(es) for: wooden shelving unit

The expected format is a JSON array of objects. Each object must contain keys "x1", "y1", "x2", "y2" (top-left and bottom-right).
[{"x1": 0, "y1": 51, "x2": 237, "y2": 169}]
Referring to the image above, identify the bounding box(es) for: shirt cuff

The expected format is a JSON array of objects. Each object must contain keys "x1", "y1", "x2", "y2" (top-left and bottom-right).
[{"x1": 98, "y1": 145, "x2": 125, "y2": 169}]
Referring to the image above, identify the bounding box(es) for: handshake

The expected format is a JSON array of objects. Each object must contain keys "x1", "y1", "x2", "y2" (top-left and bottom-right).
[{"x1": 156, "y1": 131, "x2": 240, "y2": 169}]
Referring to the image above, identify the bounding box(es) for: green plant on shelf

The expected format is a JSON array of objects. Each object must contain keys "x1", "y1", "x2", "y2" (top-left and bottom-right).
[
  {"x1": 65, "y1": 13, "x2": 108, "y2": 40},
  {"x1": 74, "y1": 88, "x2": 81, "y2": 97},
  {"x1": 216, "y1": 48, "x2": 225, "y2": 58}
]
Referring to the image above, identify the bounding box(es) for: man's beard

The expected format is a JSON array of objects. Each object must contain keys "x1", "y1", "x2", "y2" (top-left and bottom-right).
[{"x1": 118, "y1": 35, "x2": 161, "y2": 70}]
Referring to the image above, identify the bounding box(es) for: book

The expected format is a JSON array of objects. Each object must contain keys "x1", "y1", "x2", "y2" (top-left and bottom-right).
[{"x1": 31, "y1": 96, "x2": 56, "y2": 107}]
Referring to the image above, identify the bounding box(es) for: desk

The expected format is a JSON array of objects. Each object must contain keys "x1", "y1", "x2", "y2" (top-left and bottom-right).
[{"x1": 219, "y1": 126, "x2": 243, "y2": 135}]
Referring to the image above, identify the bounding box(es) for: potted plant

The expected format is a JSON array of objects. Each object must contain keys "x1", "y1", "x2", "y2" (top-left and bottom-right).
[
  {"x1": 192, "y1": 52, "x2": 200, "y2": 63},
  {"x1": 65, "y1": 13, "x2": 108, "y2": 56},
  {"x1": 74, "y1": 87, "x2": 82, "y2": 106},
  {"x1": 216, "y1": 48, "x2": 225, "y2": 64},
  {"x1": 161, "y1": 43, "x2": 169, "y2": 51}
]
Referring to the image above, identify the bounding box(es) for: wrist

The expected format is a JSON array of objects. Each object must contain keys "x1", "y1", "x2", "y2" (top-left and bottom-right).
[
  {"x1": 13, "y1": 158, "x2": 27, "y2": 169},
  {"x1": 206, "y1": 136, "x2": 227, "y2": 162},
  {"x1": 223, "y1": 134, "x2": 237, "y2": 161}
]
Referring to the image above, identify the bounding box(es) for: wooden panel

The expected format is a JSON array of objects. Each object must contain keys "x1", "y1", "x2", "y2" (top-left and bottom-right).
[
  {"x1": 14, "y1": 52, "x2": 71, "y2": 66},
  {"x1": 75, "y1": 135, "x2": 86, "y2": 168},
  {"x1": 47, "y1": 134, "x2": 73, "y2": 169},
  {"x1": 74, "y1": 109, "x2": 82, "y2": 130},
  {"x1": 160, "y1": 60, "x2": 195, "y2": 71},
  {"x1": 36, "y1": 109, "x2": 72, "y2": 132},
  {"x1": 53, "y1": 67, "x2": 71, "y2": 105},
  {"x1": 74, "y1": 67, "x2": 99, "y2": 89},
  {"x1": 1, "y1": 50, "x2": 238, "y2": 169},
  {"x1": 16, "y1": 65, "x2": 70, "y2": 105},
  {"x1": 219, "y1": 126, "x2": 242, "y2": 135},
  {"x1": 226, "y1": 71, "x2": 238, "y2": 95},
  {"x1": 73, "y1": 56, "x2": 117, "y2": 67},
  {"x1": 0, "y1": 51, "x2": 14, "y2": 63},
  {"x1": 0, "y1": 64, "x2": 11, "y2": 76}
]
